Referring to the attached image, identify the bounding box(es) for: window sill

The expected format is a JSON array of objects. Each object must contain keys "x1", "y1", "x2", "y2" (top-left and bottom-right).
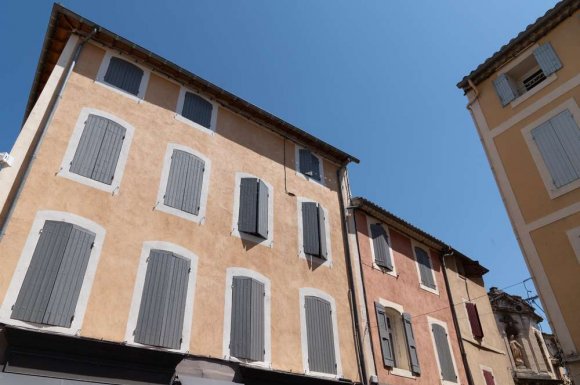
[
  {"x1": 419, "y1": 283, "x2": 439, "y2": 295},
  {"x1": 296, "y1": 171, "x2": 326, "y2": 187},
  {"x1": 174, "y1": 113, "x2": 215, "y2": 135},
  {"x1": 232, "y1": 229, "x2": 273, "y2": 248},
  {"x1": 372, "y1": 263, "x2": 397, "y2": 277},
  {"x1": 228, "y1": 356, "x2": 271, "y2": 369},
  {"x1": 390, "y1": 368, "x2": 416, "y2": 379},
  {"x1": 155, "y1": 203, "x2": 204, "y2": 224},
  {"x1": 304, "y1": 370, "x2": 340, "y2": 380},
  {"x1": 58, "y1": 170, "x2": 120, "y2": 195},
  {"x1": 510, "y1": 74, "x2": 557, "y2": 108},
  {"x1": 298, "y1": 251, "x2": 333, "y2": 268},
  {"x1": 94, "y1": 80, "x2": 145, "y2": 103}
]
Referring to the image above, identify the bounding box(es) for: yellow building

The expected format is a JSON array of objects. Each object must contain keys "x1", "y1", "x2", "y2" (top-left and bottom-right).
[{"x1": 457, "y1": 0, "x2": 580, "y2": 381}]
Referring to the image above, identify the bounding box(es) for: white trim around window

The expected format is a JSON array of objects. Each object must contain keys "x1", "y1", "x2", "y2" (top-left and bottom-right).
[
  {"x1": 296, "y1": 197, "x2": 333, "y2": 267},
  {"x1": 295, "y1": 145, "x2": 325, "y2": 186},
  {"x1": 231, "y1": 172, "x2": 274, "y2": 248},
  {"x1": 222, "y1": 267, "x2": 272, "y2": 368},
  {"x1": 96, "y1": 50, "x2": 151, "y2": 101},
  {"x1": 299, "y1": 288, "x2": 343, "y2": 379},
  {"x1": 411, "y1": 240, "x2": 439, "y2": 295},
  {"x1": 521, "y1": 98, "x2": 580, "y2": 199},
  {"x1": 427, "y1": 316, "x2": 461, "y2": 385},
  {"x1": 155, "y1": 143, "x2": 212, "y2": 224},
  {"x1": 175, "y1": 87, "x2": 218, "y2": 134},
  {"x1": 0, "y1": 210, "x2": 105, "y2": 336},
  {"x1": 479, "y1": 365, "x2": 496, "y2": 385},
  {"x1": 124, "y1": 241, "x2": 198, "y2": 353},
  {"x1": 58, "y1": 107, "x2": 135, "y2": 195},
  {"x1": 366, "y1": 216, "x2": 397, "y2": 277}
]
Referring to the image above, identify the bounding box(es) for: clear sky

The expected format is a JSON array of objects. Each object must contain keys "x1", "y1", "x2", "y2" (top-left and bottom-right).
[{"x1": 0, "y1": 1, "x2": 557, "y2": 328}]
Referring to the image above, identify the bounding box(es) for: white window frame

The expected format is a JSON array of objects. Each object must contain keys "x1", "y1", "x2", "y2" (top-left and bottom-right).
[
  {"x1": 296, "y1": 197, "x2": 333, "y2": 268},
  {"x1": 366, "y1": 216, "x2": 397, "y2": 277},
  {"x1": 299, "y1": 288, "x2": 343, "y2": 379},
  {"x1": 295, "y1": 145, "x2": 325, "y2": 186},
  {"x1": 0, "y1": 210, "x2": 105, "y2": 336},
  {"x1": 175, "y1": 87, "x2": 218, "y2": 134},
  {"x1": 231, "y1": 172, "x2": 274, "y2": 248},
  {"x1": 222, "y1": 267, "x2": 271, "y2": 368},
  {"x1": 479, "y1": 365, "x2": 496, "y2": 385},
  {"x1": 58, "y1": 107, "x2": 135, "y2": 194},
  {"x1": 566, "y1": 226, "x2": 580, "y2": 264},
  {"x1": 427, "y1": 316, "x2": 461, "y2": 385},
  {"x1": 411, "y1": 240, "x2": 439, "y2": 295},
  {"x1": 155, "y1": 143, "x2": 212, "y2": 224},
  {"x1": 124, "y1": 241, "x2": 198, "y2": 353},
  {"x1": 522, "y1": 98, "x2": 580, "y2": 199},
  {"x1": 96, "y1": 50, "x2": 151, "y2": 101},
  {"x1": 376, "y1": 298, "x2": 415, "y2": 379}
]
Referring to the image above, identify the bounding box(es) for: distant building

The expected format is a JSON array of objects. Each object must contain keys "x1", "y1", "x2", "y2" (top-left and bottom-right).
[{"x1": 457, "y1": 0, "x2": 580, "y2": 381}]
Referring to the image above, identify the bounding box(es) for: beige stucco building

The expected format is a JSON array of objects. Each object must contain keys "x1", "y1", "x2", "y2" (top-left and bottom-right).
[{"x1": 457, "y1": 0, "x2": 580, "y2": 382}]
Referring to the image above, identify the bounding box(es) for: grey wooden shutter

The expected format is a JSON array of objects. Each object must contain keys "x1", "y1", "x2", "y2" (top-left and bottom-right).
[
  {"x1": 374, "y1": 303, "x2": 395, "y2": 367},
  {"x1": 70, "y1": 114, "x2": 126, "y2": 185},
  {"x1": 12, "y1": 221, "x2": 95, "y2": 328},
  {"x1": 415, "y1": 247, "x2": 436, "y2": 289},
  {"x1": 302, "y1": 202, "x2": 321, "y2": 256},
  {"x1": 402, "y1": 313, "x2": 420, "y2": 375},
  {"x1": 370, "y1": 224, "x2": 393, "y2": 270},
  {"x1": 257, "y1": 180, "x2": 269, "y2": 239},
  {"x1": 299, "y1": 149, "x2": 321, "y2": 181},
  {"x1": 534, "y1": 43, "x2": 562, "y2": 76},
  {"x1": 318, "y1": 205, "x2": 327, "y2": 259},
  {"x1": 164, "y1": 150, "x2": 205, "y2": 215},
  {"x1": 305, "y1": 296, "x2": 337, "y2": 374},
  {"x1": 532, "y1": 110, "x2": 580, "y2": 188},
  {"x1": 104, "y1": 57, "x2": 144, "y2": 96},
  {"x1": 238, "y1": 178, "x2": 258, "y2": 234},
  {"x1": 230, "y1": 277, "x2": 265, "y2": 361},
  {"x1": 134, "y1": 250, "x2": 190, "y2": 349},
  {"x1": 493, "y1": 73, "x2": 518, "y2": 106},
  {"x1": 432, "y1": 323, "x2": 457, "y2": 382},
  {"x1": 182, "y1": 92, "x2": 213, "y2": 128}
]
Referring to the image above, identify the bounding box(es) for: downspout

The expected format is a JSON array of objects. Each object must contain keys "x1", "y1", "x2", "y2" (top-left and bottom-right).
[
  {"x1": 337, "y1": 164, "x2": 368, "y2": 385},
  {"x1": 0, "y1": 28, "x2": 98, "y2": 239},
  {"x1": 466, "y1": 79, "x2": 479, "y2": 111},
  {"x1": 441, "y1": 248, "x2": 475, "y2": 385}
]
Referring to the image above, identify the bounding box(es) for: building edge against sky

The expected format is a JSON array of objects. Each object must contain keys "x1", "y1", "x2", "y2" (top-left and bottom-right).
[{"x1": 457, "y1": 0, "x2": 580, "y2": 382}]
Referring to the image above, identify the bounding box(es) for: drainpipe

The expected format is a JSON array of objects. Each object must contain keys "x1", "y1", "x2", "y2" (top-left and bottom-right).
[
  {"x1": 0, "y1": 28, "x2": 98, "y2": 239},
  {"x1": 337, "y1": 165, "x2": 368, "y2": 385},
  {"x1": 441, "y1": 248, "x2": 475, "y2": 385}
]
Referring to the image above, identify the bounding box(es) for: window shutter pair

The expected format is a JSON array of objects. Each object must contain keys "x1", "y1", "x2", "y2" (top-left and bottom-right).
[
  {"x1": 432, "y1": 323, "x2": 457, "y2": 382},
  {"x1": 305, "y1": 296, "x2": 337, "y2": 374},
  {"x1": 164, "y1": 150, "x2": 206, "y2": 215},
  {"x1": 415, "y1": 247, "x2": 436, "y2": 289},
  {"x1": 238, "y1": 178, "x2": 269, "y2": 239},
  {"x1": 230, "y1": 277, "x2": 265, "y2": 361},
  {"x1": 12, "y1": 221, "x2": 95, "y2": 328},
  {"x1": 531, "y1": 109, "x2": 580, "y2": 188},
  {"x1": 182, "y1": 92, "x2": 213, "y2": 129},
  {"x1": 104, "y1": 57, "x2": 144, "y2": 96},
  {"x1": 302, "y1": 202, "x2": 327, "y2": 259},
  {"x1": 70, "y1": 114, "x2": 126, "y2": 185},
  {"x1": 299, "y1": 149, "x2": 321, "y2": 181},
  {"x1": 493, "y1": 43, "x2": 561, "y2": 106},
  {"x1": 465, "y1": 302, "x2": 484, "y2": 340},
  {"x1": 370, "y1": 224, "x2": 393, "y2": 270},
  {"x1": 134, "y1": 250, "x2": 190, "y2": 349}
]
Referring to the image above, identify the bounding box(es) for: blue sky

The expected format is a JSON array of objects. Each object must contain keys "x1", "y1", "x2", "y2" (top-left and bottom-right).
[{"x1": 0, "y1": 1, "x2": 557, "y2": 328}]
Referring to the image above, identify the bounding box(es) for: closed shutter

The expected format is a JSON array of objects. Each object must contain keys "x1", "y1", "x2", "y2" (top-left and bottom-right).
[
  {"x1": 483, "y1": 370, "x2": 496, "y2": 385},
  {"x1": 299, "y1": 149, "x2": 321, "y2": 181},
  {"x1": 182, "y1": 92, "x2": 213, "y2": 128},
  {"x1": 230, "y1": 277, "x2": 265, "y2": 361},
  {"x1": 303, "y1": 202, "x2": 320, "y2": 256},
  {"x1": 134, "y1": 250, "x2": 190, "y2": 349},
  {"x1": 305, "y1": 296, "x2": 337, "y2": 374},
  {"x1": 532, "y1": 110, "x2": 580, "y2": 188},
  {"x1": 257, "y1": 180, "x2": 269, "y2": 239},
  {"x1": 104, "y1": 57, "x2": 144, "y2": 95},
  {"x1": 318, "y1": 205, "x2": 327, "y2": 259},
  {"x1": 12, "y1": 221, "x2": 95, "y2": 327},
  {"x1": 432, "y1": 323, "x2": 457, "y2": 382},
  {"x1": 402, "y1": 313, "x2": 420, "y2": 375},
  {"x1": 70, "y1": 114, "x2": 126, "y2": 185},
  {"x1": 415, "y1": 247, "x2": 436, "y2": 289},
  {"x1": 164, "y1": 150, "x2": 205, "y2": 215},
  {"x1": 238, "y1": 178, "x2": 258, "y2": 234},
  {"x1": 466, "y1": 303, "x2": 484, "y2": 339},
  {"x1": 370, "y1": 224, "x2": 393, "y2": 270},
  {"x1": 534, "y1": 43, "x2": 562, "y2": 76},
  {"x1": 374, "y1": 303, "x2": 395, "y2": 367},
  {"x1": 493, "y1": 73, "x2": 518, "y2": 106}
]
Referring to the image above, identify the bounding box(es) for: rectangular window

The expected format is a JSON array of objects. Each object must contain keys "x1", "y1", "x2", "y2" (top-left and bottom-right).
[
  {"x1": 302, "y1": 202, "x2": 328, "y2": 259},
  {"x1": 164, "y1": 150, "x2": 205, "y2": 215},
  {"x1": 70, "y1": 114, "x2": 126, "y2": 185},
  {"x1": 466, "y1": 302, "x2": 484, "y2": 340},
  {"x1": 531, "y1": 109, "x2": 580, "y2": 189},
  {"x1": 415, "y1": 246, "x2": 436, "y2": 290},
  {"x1": 134, "y1": 250, "x2": 190, "y2": 349},
  {"x1": 238, "y1": 178, "x2": 269, "y2": 239},
  {"x1": 230, "y1": 276, "x2": 265, "y2": 361},
  {"x1": 298, "y1": 148, "x2": 322, "y2": 181},
  {"x1": 11, "y1": 221, "x2": 95, "y2": 328},
  {"x1": 432, "y1": 323, "x2": 457, "y2": 383},
  {"x1": 370, "y1": 223, "x2": 393, "y2": 270},
  {"x1": 305, "y1": 296, "x2": 337, "y2": 374},
  {"x1": 482, "y1": 370, "x2": 495, "y2": 385},
  {"x1": 181, "y1": 92, "x2": 213, "y2": 129},
  {"x1": 104, "y1": 56, "x2": 144, "y2": 96}
]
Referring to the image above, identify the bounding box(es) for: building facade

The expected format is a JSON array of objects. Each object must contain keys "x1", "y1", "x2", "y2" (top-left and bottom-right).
[
  {"x1": 0, "y1": 5, "x2": 362, "y2": 385},
  {"x1": 457, "y1": 0, "x2": 580, "y2": 381}
]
